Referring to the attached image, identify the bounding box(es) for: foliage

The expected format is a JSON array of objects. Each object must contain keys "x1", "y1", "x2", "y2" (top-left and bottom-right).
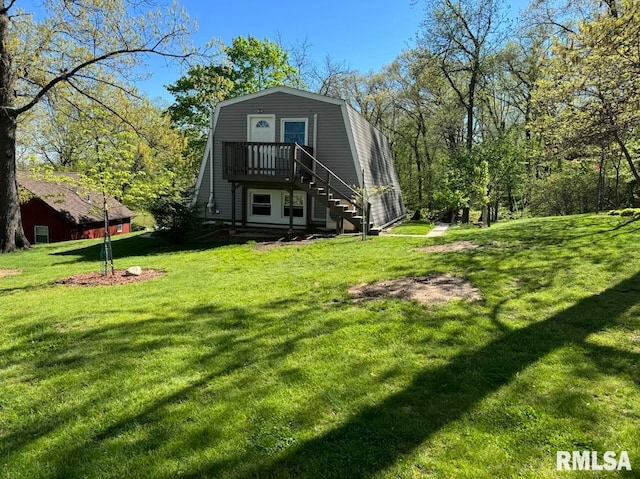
[
  {"x1": 148, "y1": 194, "x2": 200, "y2": 243},
  {"x1": 528, "y1": 162, "x2": 599, "y2": 216},
  {"x1": 166, "y1": 36, "x2": 303, "y2": 164},
  {"x1": 0, "y1": 214, "x2": 638, "y2": 477},
  {"x1": 0, "y1": 0, "x2": 193, "y2": 253},
  {"x1": 608, "y1": 207, "x2": 640, "y2": 218},
  {"x1": 530, "y1": 0, "x2": 640, "y2": 188},
  {"x1": 419, "y1": 0, "x2": 510, "y2": 151},
  {"x1": 20, "y1": 89, "x2": 192, "y2": 211}
]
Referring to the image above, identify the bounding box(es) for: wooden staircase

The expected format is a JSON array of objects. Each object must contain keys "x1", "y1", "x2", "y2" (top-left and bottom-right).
[{"x1": 292, "y1": 145, "x2": 376, "y2": 234}]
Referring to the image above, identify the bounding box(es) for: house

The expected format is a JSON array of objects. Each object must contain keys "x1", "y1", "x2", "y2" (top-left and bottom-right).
[
  {"x1": 18, "y1": 171, "x2": 135, "y2": 244},
  {"x1": 192, "y1": 86, "x2": 405, "y2": 233}
]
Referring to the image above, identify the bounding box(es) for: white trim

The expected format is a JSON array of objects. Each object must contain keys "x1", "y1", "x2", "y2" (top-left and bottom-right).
[
  {"x1": 247, "y1": 114, "x2": 276, "y2": 142},
  {"x1": 247, "y1": 188, "x2": 306, "y2": 226},
  {"x1": 192, "y1": 109, "x2": 215, "y2": 206},
  {"x1": 216, "y1": 85, "x2": 344, "y2": 109},
  {"x1": 280, "y1": 118, "x2": 309, "y2": 145},
  {"x1": 311, "y1": 113, "x2": 324, "y2": 223}
]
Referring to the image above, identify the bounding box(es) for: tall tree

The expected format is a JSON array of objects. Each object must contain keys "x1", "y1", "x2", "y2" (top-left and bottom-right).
[
  {"x1": 419, "y1": 0, "x2": 510, "y2": 152},
  {"x1": 21, "y1": 88, "x2": 191, "y2": 207},
  {"x1": 0, "y1": 0, "x2": 192, "y2": 253},
  {"x1": 166, "y1": 36, "x2": 302, "y2": 165},
  {"x1": 530, "y1": 0, "x2": 640, "y2": 186}
]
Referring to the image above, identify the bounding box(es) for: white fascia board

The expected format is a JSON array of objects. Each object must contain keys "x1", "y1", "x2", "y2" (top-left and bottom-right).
[
  {"x1": 217, "y1": 85, "x2": 345, "y2": 109},
  {"x1": 192, "y1": 105, "x2": 216, "y2": 205}
]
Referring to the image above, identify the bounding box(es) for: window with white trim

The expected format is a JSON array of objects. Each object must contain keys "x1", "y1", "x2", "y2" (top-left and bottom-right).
[
  {"x1": 283, "y1": 192, "x2": 305, "y2": 218},
  {"x1": 281, "y1": 119, "x2": 308, "y2": 144},
  {"x1": 251, "y1": 193, "x2": 272, "y2": 216}
]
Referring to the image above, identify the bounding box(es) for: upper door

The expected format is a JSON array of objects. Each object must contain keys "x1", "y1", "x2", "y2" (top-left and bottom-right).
[{"x1": 248, "y1": 115, "x2": 276, "y2": 143}]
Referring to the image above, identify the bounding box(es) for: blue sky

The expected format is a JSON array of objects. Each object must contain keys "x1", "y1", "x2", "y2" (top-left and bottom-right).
[
  {"x1": 136, "y1": 0, "x2": 531, "y2": 102},
  {"x1": 18, "y1": 0, "x2": 531, "y2": 102}
]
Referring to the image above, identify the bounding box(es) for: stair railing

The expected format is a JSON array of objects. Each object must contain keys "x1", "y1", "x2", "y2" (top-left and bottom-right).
[{"x1": 291, "y1": 144, "x2": 369, "y2": 225}]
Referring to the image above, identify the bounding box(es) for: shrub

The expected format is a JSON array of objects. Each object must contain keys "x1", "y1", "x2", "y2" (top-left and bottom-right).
[
  {"x1": 529, "y1": 165, "x2": 598, "y2": 216},
  {"x1": 148, "y1": 195, "x2": 200, "y2": 243}
]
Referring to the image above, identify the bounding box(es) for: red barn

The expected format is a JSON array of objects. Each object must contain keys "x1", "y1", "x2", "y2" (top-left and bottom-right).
[{"x1": 18, "y1": 171, "x2": 135, "y2": 244}]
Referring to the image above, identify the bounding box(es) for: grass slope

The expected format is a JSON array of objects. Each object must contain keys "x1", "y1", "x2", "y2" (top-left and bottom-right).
[{"x1": 0, "y1": 215, "x2": 638, "y2": 478}]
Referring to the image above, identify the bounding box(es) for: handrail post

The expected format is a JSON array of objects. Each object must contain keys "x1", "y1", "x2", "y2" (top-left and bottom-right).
[{"x1": 362, "y1": 168, "x2": 367, "y2": 241}]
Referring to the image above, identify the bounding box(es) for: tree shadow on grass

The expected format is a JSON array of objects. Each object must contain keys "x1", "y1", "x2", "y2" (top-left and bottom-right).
[
  {"x1": 0, "y1": 297, "x2": 357, "y2": 478},
  {"x1": 227, "y1": 272, "x2": 640, "y2": 478},
  {"x1": 49, "y1": 233, "x2": 254, "y2": 264}
]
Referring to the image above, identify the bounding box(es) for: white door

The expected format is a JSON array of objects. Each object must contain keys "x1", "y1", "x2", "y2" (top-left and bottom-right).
[{"x1": 248, "y1": 115, "x2": 276, "y2": 174}]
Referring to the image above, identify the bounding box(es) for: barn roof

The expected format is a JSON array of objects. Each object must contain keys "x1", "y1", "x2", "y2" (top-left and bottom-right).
[{"x1": 17, "y1": 171, "x2": 135, "y2": 225}]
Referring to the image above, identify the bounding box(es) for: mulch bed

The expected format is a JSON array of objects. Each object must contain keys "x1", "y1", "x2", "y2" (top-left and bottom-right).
[
  {"x1": 253, "y1": 233, "x2": 337, "y2": 251},
  {"x1": 55, "y1": 269, "x2": 165, "y2": 287}
]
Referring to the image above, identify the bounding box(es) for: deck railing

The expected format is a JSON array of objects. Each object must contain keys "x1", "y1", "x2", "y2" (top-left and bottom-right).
[
  {"x1": 222, "y1": 142, "x2": 370, "y2": 232},
  {"x1": 222, "y1": 142, "x2": 312, "y2": 181}
]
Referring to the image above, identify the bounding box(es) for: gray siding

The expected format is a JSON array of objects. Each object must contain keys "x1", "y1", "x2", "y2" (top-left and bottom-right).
[
  {"x1": 196, "y1": 91, "x2": 360, "y2": 224},
  {"x1": 194, "y1": 87, "x2": 405, "y2": 230},
  {"x1": 346, "y1": 106, "x2": 405, "y2": 228}
]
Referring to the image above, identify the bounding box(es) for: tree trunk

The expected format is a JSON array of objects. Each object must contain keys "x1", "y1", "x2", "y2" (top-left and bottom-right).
[
  {"x1": 0, "y1": 5, "x2": 30, "y2": 253},
  {"x1": 412, "y1": 134, "x2": 424, "y2": 206},
  {"x1": 0, "y1": 115, "x2": 30, "y2": 253},
  {"x1": 466, "y1": 69, "x2": 477, "y2": 152}
]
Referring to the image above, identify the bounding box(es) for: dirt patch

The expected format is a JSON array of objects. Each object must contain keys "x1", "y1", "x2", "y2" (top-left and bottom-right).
[
  {"x1": 254, "y1": 233, "x2": 335, "y2": 251},
  {"x1": 56, "y1": 269, "x2": 165, "y2": 287},
  {"x1": 348, "y1": 274, "x2": 482, "y2": 304},
  {"x1": 0, "y1": 269, "x2": 21, "y2": 278},
  {"x1": 414, "y1": 240, "x2": 479, "y2": 253}
]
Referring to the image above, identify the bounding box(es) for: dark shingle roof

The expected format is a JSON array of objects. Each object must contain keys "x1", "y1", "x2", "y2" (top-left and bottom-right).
[{"x1": 18, "y1": 171, "x2": 135, "y2": 225}]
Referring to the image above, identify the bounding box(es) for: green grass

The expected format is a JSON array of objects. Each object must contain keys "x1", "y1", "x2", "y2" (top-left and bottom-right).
[
  {"x1": 130, "y1": 209, "x2": 156, "y2": 230},
  {"x1": 387, "y1": 219, "x2": 435, "y2": 235},
  {"x1": 1, "y1": 214, "x2": 639, "y2": 478}
]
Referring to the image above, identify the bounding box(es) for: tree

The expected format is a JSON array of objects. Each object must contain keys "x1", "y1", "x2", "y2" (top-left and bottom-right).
[
  {"x1": 20, "y1": 89, "x2": 191, "y2": 209},
  {"x1": 419, "y1": 0, "x2": 510, "y2": 152},
  {"x1": 0, "y1": 0, "x2": 192, "y2": 253},
  {"x1": 386, "y1": 48, "x2": 458, "y2": 211},
  {"x1": 530, "y1": 0, "x2": 640, "y2": 202},
  {"x1": 166, "y1": 36, "x2": 302, "y2": 165}
]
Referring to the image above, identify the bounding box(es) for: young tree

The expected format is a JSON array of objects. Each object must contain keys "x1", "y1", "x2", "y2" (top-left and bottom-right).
[{"x1": 0, "y1": 0, "x2": 192, "y2": 253}]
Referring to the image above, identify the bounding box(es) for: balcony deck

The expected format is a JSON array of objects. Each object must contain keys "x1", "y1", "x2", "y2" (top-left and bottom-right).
[{"x1": 222, "y1": 142, "x2": 313, "y2": 182}]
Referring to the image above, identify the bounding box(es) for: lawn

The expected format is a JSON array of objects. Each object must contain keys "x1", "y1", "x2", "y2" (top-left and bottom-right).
[
  {"x1": 387, "y1": 219, "x2": 435, "y2": 235},
  {"x1": 0, "y1": 214, "x2": 638, "y2": 478}
]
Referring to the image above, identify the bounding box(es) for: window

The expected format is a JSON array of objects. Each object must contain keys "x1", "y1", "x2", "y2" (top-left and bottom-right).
[
  {"x1": 256, "y1": 120, "x2": 270, "y2": 128},
  {"x1": 282, "y1": 120, "x2": 307, "y2": 144},
  {"x1": 251, "y1": 193, "x2": 272, "y2": 216},
  {"x1": 283, "y1": 192, "x2": 304, "y2": 218},
  {"x1": 34, "y1": 225, "x2": 49, "y2": 244},
  {"x1": 116, "y1": 222, "x2": 123, "y2": 233}
]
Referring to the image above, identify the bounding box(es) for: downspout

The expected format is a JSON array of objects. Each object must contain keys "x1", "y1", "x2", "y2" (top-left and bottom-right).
[
  {"x1": 312, "y1": 113, "x2": 319, "y2": 223},
  {"x1": 206, "y1": 108, "x2": 215, "y2": 215}
]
